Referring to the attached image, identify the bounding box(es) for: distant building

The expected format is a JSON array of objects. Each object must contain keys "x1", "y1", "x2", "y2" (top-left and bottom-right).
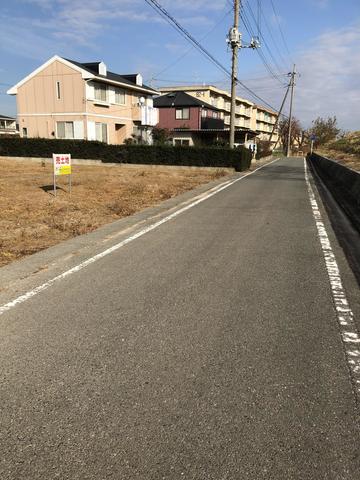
[
  {"x1": 154, "y1": 90, "x2": 257, "y2": 147},
  {"x1": 159, "y1": 85, "x2": 279, "y2": 147},
  {"x1": 251, "y1": 105, "x2": 279, "y2": 144},
  {"x1": 0, "y1": 114, "x2": 17, "y2": 136},
  {"x1": 7, "y1": 55, "x2": 159, "y2": 144}
]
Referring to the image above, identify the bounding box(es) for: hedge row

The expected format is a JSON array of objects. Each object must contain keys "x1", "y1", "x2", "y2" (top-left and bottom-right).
[{"x1": 0, "y1": 137, "x2": 252, "y2": 171}]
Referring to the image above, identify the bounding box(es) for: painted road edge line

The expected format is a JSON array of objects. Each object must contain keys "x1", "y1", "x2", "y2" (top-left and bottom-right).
[
  {"x1": 0, "y1": 158, "x2": 280, "y2": 317},
  {"x1": 305, "y1": 158, "x2": 360, "y2": 399}
]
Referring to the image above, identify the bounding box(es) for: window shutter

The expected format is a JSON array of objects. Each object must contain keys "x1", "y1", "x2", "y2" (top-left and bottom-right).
[
  {"x1": 87, "y1": 121, "x2": 96, "y2": 141},
  {"x1": 65, "y1": 122, "x2": 74, "y2": 139},
  {"x1": 108, "y1": 87, "x2": 115, "y2": 104},
  {"x1": 102, "y1": 123, "x2": 108, "y2": 143},
  {"x1": 57, "y1": 122, "x2": 65, "y2": 139},
  {"x1": 73, "y1": 120, "x2": 84, "y2": 139},
  {"x1": 86, "y1": 82, "x2": 95, "y2": 100}
]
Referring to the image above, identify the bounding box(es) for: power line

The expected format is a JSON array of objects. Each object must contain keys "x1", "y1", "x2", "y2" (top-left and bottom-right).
[
  {"x1": 148, "y1": 5, "x2": 232, "y2": 82},
  {"x1": 144, "y1": 0, "x2": 282, "y2": 112},
  {"x1": 144, "y1": 0, "x2": 231, "y2": 78},
  {"x1": 243, "y1": 1, "x2": 286, "y2": 79},
  {"x1": 153, "y1": 73, "x2": 288, "y2": 84},
  {"x1": 269, "y1": 0, "x2": 293, "y2": 61},
  {"x1": 258, "y1": 2, "x2": 289, "y2": 70},
  {"x1": 241, "y1": 7, "x2": 285, "y2": 86}
]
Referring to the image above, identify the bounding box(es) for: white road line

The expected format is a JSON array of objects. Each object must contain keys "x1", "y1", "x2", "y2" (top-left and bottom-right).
[
  {"x1": 304, "y1": 159, "x2": 360, "y2": 398},
  {"x1": 0, "y1": 158, "x2": 280, "y2": 317}
]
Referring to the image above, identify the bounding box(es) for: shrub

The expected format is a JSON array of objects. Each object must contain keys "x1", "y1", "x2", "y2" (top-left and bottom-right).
[
  {"x1": 0, "y1": 137, "x2": 252, "y2": 171},
  {"x1": 256, "y1": 140, "x2": 272, "y2": 160}
]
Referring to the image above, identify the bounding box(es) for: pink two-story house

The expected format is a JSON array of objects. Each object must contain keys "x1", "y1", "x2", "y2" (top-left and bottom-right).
[{"x1": 154, "y1": 91, "x2": 224, "y2": 146}]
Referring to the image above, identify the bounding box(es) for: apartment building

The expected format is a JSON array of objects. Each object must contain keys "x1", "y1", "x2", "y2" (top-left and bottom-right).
[
  {"x1": 251, "y1": 105, "x2": 279, "y2": 144},
  {"x1": 7, "y1": 55, "x2": 159, "y2": 144},
  {"x1": 160, "y1": 85, "x2": 279, "y2": 147},
  {"x1": 0, "y1": 114, "x2": 17, "y2": 135},
  {"x1": 160, "y1": 85, "x2": 253, "y2": 131}
]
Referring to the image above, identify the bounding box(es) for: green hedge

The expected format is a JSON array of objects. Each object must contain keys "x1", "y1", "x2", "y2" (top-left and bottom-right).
[{"x1": 0, "y1": 137, "x2": 252, "y2": 171}]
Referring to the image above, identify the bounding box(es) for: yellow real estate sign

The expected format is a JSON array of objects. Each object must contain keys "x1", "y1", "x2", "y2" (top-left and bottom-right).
[{"x1": 53, "y1": 154, "x2": 71, "y2": 176}]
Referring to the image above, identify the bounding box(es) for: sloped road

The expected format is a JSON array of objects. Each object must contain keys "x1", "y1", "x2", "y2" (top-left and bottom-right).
[{"x1": 0, "y1": 157, "x2": 359, "y2": 479}]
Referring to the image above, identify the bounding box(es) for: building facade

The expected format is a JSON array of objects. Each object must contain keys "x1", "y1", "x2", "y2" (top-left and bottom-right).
[
  {"x1": 154, "y1": 91, "x2": 257, "y2": 146},
  {"x1": 7, "y1": 56, "x2": 159, "y2": 144},
  {"x1": 0, "y1": 115, "x2": 17, "y2": 135},
  {"x1": 251, "y1": 105, "x2": 279, "y2": 144},
  {"x1": 154, "y1": 91, "x2": 223, "y2": 146},
  {"x1": 159, "y1": 85, "x2": 279, "y2": 147},
  {"x1": 160, "y1": 85, "x2": 253, "y2": 130}
]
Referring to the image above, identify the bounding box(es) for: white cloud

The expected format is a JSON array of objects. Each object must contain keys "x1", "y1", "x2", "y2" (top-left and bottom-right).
[
  {"x1": 295, "y1": 22, "x2": 360, "y2": 129},
  {"x1": 311, "y1": 0, "x2": 329, "y2": 8},
  {"x1": 270, "y1": 13, "x2": 283, "y2": 26},
  {"x1": 233, "y1": 22, "x2": 360, "y2": 130},
  {"x1": 0, "y1": 0, "x2": 220, "y2": 60}
]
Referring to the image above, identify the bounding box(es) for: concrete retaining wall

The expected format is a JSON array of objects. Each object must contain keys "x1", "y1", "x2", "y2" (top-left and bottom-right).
[{"x1": 308, "y1": 153, "x2": 360, "y2": 233}]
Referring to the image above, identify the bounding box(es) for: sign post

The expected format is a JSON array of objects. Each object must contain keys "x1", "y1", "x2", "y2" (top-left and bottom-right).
[
  {"x1": 53, "y1": 154, "x2": 72, "y2": 197},
  {"x1": 310, "y1": 135, "x2": 316, "y2": 155}
]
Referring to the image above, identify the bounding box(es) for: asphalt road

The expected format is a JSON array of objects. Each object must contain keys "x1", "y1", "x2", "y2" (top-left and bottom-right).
[{"x1": 0, "y1": 157, "x2": 359, "y2": 479}]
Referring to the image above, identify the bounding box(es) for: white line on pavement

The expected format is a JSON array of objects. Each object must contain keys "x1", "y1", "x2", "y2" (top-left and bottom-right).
[
  {"x1": 0, "y1": 158, "x2": 280, "y2": 317},
  {"x1": 304, "y1": 158, "x2": 360, "y2": 398}
]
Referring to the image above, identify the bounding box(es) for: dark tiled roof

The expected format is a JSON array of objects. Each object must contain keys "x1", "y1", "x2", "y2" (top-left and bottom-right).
[
  {"x1": 154, "y1": 91, "x2": 219, "y2": 110},
  {"x1": 0, "y1": 114, "x2": 16, "y2": 120},
  {"x1": 62, "y1": 58, "x2": 157, "y2": 94}
]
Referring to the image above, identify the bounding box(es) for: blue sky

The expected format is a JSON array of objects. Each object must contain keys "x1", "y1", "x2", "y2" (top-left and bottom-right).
[{"x1": 1, "y1": 0, "x2": 359, "y2": 129}]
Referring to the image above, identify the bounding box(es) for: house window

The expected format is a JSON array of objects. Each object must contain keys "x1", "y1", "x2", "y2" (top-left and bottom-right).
[
  {"x1": 213, "y1": 111, "x2": 218, "y2": 119},
  {"x1": 56, "y1": 81, "x2": 61, "y2": 99},
  {"x1": 94, "y1": 83, "x2": 108, "y2": 102},
  {"x1": 174, "y1": 138, "x2": 190, "y2": 146},
  {"x1": 57, "y1": 121, "x2": 74, "y2": 139},
  {"x1": 175, "y1": 108, "x2": 189, "y2": 120},
  {"x1": 22, "y1": 127, "x2": 28, "y2": 138},
  {"x1": 95, "y1": 122, "x2": 108, "y2": 142},
  {"x1": 114, "y1": 87, "x2": 125, "y2": 105},
  {"x1": 201, "y1": 109, "x2": 207, "y2": 118}
]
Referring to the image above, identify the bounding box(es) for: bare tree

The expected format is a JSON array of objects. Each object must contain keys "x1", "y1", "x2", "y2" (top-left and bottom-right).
[
  {"x1": 308, "y1": 116, "x2": 340, "y2": 146},
  {"x1": 278, "y1": 117, "x2": 304, "y2": 152}
]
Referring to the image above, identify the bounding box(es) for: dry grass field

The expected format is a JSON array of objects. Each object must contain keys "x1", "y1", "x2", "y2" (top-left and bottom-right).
[
  {"x1": 318, "y1": 149, "x2": 360, "y2": 172},
  {"x1": 0, "y1": 158, "x2": 228, "y2": 267}
]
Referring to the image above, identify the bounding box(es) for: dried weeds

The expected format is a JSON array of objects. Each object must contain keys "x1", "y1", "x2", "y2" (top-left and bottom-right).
[{"x1": 0, "y1": 159, "x2": 227, "y2": 266}]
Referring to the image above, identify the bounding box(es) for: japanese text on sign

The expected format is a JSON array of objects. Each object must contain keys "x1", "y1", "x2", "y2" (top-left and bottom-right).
[{"x1": 53, "y1": 154, "x2": 71, "y2": 176}]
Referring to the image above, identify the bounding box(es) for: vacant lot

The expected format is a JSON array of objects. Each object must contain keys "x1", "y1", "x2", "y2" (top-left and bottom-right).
[{"x1": 0, "y1": 158, "x2": 228, "y2": 267}]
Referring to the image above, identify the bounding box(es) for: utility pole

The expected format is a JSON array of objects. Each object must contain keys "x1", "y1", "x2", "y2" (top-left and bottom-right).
[
  {"x1": 286, "y1": 64, "x2": 296, "y2": 157},
  {"x1": 229, "y1": 0, "x2": 241, "y2": 149},
  {"x1": 268, "y1": 83, "x2": 290, "y2": 146}
]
